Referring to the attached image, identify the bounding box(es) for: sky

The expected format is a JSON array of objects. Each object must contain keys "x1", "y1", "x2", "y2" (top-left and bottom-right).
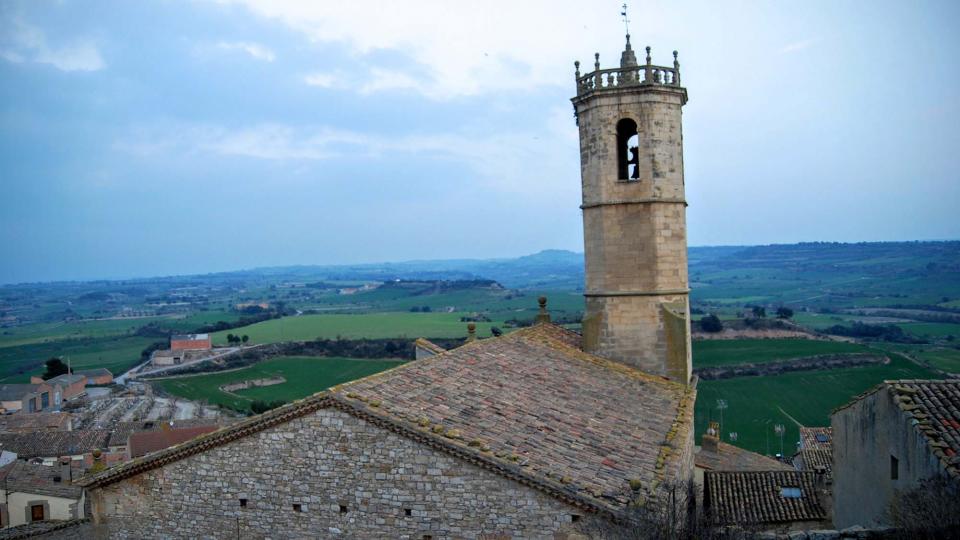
[{"x1": 1, "y1": 0, "x2": 959, "y2": 284}]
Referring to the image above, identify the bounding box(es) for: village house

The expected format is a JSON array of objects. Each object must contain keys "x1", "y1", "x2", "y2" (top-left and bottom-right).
[
  {"x1": 703, "y1": 470, "x2": 830, "y2": 532},
  {"x1": 127, "y1": 425, "x2": 220, "y2": 459},
  {"x1": 169, "y1": 334, "x2": 211, "y2": 351},
  {"x1": 832, "y1": 379, "x2": 960, "y2": 528},
  {"x1": 105, "y1": 419, "x2": 225, "y2": 456},
  {"x1": 0, "y1": 430, "x2": 109, "y2": 467},
  {"x1": 0, "y1": 459, "x2": 84, "y2": 529},
  {"x1": 74, "y1": 35, "x2": 700, "y2": 538},
  {"x1": 0, "y1": 385, "x2": 49, "y2": 415},
  {"x1": 793, "y1": 426, "x2": 833, "y2": 477},
  {"x1": 695, "y1": 421, "x2": 793, "y2": 487},
  {"x1": 73, "y1": 368, "x2": 113, "y2": 386}
]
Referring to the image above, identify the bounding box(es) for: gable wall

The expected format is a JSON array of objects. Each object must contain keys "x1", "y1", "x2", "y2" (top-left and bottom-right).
[
  {"x1": 832, "y1": 387, "x2": 944, "y2": 528},
  {"x1": 91, "y1": 407, "x2": 588, "y2": 539}
]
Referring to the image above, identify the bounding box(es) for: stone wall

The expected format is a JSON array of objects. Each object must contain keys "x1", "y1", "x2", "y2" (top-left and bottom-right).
[
  {"x1": 91, "y1": 407, "x2": 588, "y2": 539},
  {"x1": 832, "y1": 386, "x2": 944, "y2": 528}
]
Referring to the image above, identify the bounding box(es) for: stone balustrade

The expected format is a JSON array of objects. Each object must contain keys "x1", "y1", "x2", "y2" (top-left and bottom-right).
[{"x1": 575, "y1": 48, "x2": 682, "y2": 96}]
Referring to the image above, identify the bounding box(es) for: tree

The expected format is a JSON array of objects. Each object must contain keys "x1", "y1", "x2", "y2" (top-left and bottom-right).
[
  {"x1": 226, "y1": 333, "x2": 236, "y2": 344},
  {"x1": 241, "y1": 335, "x2": 249, "y2": 344},
  {"x1": 751, "y1": 306, "x2": 766, "y2": 318},
  {"x1": 491, "y1": 327, "x2": 503, "y2": 337},
  {"x1": 775, "y1": 306, "x2": 794, "y2": 319},
  {"x1": 699, "y1": 315, "x2": 723, "y2": 333},
  {"x1": 41, "y1": 358, "x2": 69, "y2": 380},
  {"x1": 250, "y1": 400, "x2": 286, "y2": 415}
]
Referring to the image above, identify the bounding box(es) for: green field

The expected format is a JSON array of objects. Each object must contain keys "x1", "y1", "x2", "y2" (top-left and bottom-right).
[
  {"x1": 692, "y1": 339, "x2": 874, "y2": 368},
  {"x1": 694, "y1": 353, "x2": 938, "y2": 456},
  {"x1": 156, "y1": 356, "x2": 403, "y2": 410},
  {"x1": 0, "y1": 336, "x2": 160, "y2": 383},
  {"x1": 896, "y1": 322, "x2": 960, "y2": 338},
  {"x1": 210, "y1": 313, "x2": 506, "y2": 345},
  {"x1": 913, "y1": 348, "x2": 960, "y2": 373}
]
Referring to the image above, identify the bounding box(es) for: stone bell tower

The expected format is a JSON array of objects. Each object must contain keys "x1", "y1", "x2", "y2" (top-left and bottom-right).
[{"x1": 571, "y1": 35, "x2": 691, "y2": 383}]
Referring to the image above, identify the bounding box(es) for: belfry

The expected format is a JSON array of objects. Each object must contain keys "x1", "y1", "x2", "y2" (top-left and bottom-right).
[{"x1": 571, "y1": 34, "x2": 692, "y2": 382}]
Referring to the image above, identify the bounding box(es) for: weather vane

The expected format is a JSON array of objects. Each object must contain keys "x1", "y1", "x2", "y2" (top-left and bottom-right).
[{"x1": 621, "y1": 3, "x2": 631, "y2": 35}]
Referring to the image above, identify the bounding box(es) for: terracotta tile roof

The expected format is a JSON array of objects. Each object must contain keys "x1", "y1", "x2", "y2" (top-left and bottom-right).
[
  {"x1": 885, "y1": 380, "x2": 960, "y2": 479},
  {"x1": 0, "y1": 430, "x2": 110, "y2": 458},
  {"x1": 78, "y1": 323, "x2": 696, "y2": 518},
  {"x1": 794, "y1": 427, "x2": 832, "y2": 475},
  {"x1": 74, "y1": 368, "x2": 112, "y2": 378},
  {"x1": 0, "y1": 412, "x2": 72, "y2": 433},
  {"x1": 696, "y1": 441, "x2": 792, "y2": 472},
  {"x1": 704, "y1": 470, "x2": 827, "y2": 525},
  {"x1": 108, "y1": 419, "x2": 224, "y2": 448},
  {"x1": 799, "y1": 427, "x2": 832, "y2": 451},
  {"x1": 0, "y1": 460, "x2": 82, "y2": 499},
  {"x1": 333, "y1": 323, "x2": 695, "y2": 508},
  {"x1": 0, "y1": 519, "x2": 88, "y2": 540},
  {"x1": 128, "y1": 426, "x2": 219, "y2": 458}
]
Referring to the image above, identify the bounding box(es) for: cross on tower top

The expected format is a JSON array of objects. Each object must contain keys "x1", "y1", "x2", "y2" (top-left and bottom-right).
[{"x1": 620, "y1": 3, "x2": 631, "y2": 36}]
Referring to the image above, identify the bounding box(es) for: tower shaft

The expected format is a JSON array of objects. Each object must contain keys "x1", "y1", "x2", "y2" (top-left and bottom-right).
[{"x1": 572, "y1": 43, "x2": 691, "y2": 382}]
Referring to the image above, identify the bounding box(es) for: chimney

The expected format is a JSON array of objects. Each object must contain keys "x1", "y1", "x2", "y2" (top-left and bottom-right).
[
  {"x1": 466, "y1": 323, "x2": 477, "y2": 342},
  {"x1": 59, "y1": 456, "x2": 72, "y2": 483},
  {"x1": 702, "y1": 421, "x2": 720, "y2": 453},
  {"x1": 535, "y1": 296, "x2": 551, "y2": 324}
]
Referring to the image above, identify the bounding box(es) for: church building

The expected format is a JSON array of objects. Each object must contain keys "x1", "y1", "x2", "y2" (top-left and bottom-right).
[{"x1": 78, "y1": 36, "x2": 695, "y2": 538}]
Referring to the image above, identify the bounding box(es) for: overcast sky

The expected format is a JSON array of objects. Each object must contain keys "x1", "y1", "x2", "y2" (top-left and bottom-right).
[{"x1": 1, "y1": 1, "x2": 958, "y2": 283}]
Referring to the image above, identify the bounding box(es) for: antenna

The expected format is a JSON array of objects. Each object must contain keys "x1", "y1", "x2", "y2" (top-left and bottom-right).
[
  {"x1": 716, "y1": 399, "x2": 728, "y2": 440},
  {"x1": 620, "y1": 3, "x2": 631, "y2": 35}
]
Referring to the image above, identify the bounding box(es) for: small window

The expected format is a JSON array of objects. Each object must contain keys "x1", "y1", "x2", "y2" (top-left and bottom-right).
[
  {"x1": 339, "y1": 504, "x2": 348, "y2": 514},
  {"x1": 30, "y1": 504, "x2": 44, "y2": 522},
  {"x1": 780, "y1": 487, "x2": 802, "y2": 498},
  {"x1": 891, "y1": 455, "x2": 899, "y2": 480},
  {"x1": 292, "y1": 503, "x2": 302, "y2": 512},
  {"x1": 404, "y1": 508, "x2": 412, "y2": 517},
  {"x1": 571, "y1": 514, "x2": 582, "y2": 523},
  {"x1": 423, "y1": 536, "x2": 433, "y2": 540},
  {"x1": 239, "y1": 498, "x2": 247, "y2": 508}
]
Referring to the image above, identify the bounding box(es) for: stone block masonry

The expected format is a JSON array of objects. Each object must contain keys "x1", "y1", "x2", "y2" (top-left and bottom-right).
[
  {"x1": 572, "y1": 40, "x2": 692, "y2": 383},
  {"x1": 91, "y1": 408, "x2": 587, "y2": 539}
]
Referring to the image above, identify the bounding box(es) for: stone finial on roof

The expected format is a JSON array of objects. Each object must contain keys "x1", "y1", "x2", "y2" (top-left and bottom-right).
[
  {"x1": 620, "y1": 34, "x2": 638, "y2": 68},
  {"x1": 594, "y1": 52, "x2": 600, "y2": 72},
  {"x1": 535, "y1": 296, "x2": 551, "y2": 324},
  {"x1": 466, "y1": 323, "x2": 477, "y2": 342}
]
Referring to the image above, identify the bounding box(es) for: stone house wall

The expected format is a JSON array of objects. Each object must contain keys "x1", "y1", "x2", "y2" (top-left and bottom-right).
[
  {"x1": 832, "y1": 386, "x2": 944, "y2": 528},
  {"x1": 90, "y1": 407, "x2": 588, "y2": 539}
]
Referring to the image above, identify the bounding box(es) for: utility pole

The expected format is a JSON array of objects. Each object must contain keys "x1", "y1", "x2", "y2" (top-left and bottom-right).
[
  {"x1": 774, "y1": 424, "x2": 785, "y2": 460},
  {"x1": 716, "y1": 399, "x2": 728, "y2": 440}
]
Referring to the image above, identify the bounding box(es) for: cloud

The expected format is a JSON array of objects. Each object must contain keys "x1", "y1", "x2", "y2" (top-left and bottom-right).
[
  {"x1": 303, "y1": 72, "x2": 340, "y2": 88},
  {"x1": 0, "y1": 18, "x2": 105, "y2": 72},
  {"x1": 217, "y1": 41, "x2": 276, "y2": 61},
  {"x1": 212, "y1": 0, "x2": 667, "y2": 99},
  {"x1": 113, "y1": 120, "x2": 578, "y2": 195},
  {"x1": 778, "y1": 38, "x2": 819, "y2": 54}
]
